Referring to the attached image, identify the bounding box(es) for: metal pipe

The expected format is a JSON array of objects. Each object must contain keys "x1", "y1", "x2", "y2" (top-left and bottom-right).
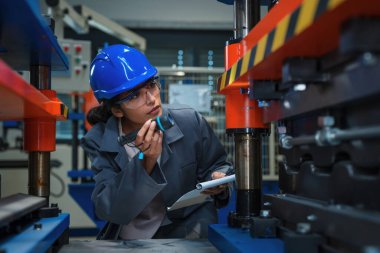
[
  {"x1": 234, "y1": 133, "x2": 262, "y2": 216},
  {"x1": 335, "y1": 126, "x2": 380, "y2": 141},
  {"x1": 72, "y1": 94, "x2": 79, "y2": 182},
  {"x1": 228, "y1": 0, "x2": 263, "y2": 229},
  {"x1": 281, "y1": 125, "x2": 380, "y2": 149},
  {"x1": 28, "y1": 152, "x2": 50, "y2": 201},
  {"x1": 30, "y1": 65, "x2": 51, "y2": 90},
  {"x1": 233, "y1": 0, "x2": 260, "y2": 39},
  {"x1": 28, "y1": 64, "x2": 53, "y2": 204}
]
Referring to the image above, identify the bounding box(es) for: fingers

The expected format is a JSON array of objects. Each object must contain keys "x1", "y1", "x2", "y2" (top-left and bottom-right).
[
  {"x1": 202, "y1": 186, "x2": 226, "y2": 195},
  {"x1": 133, "y1": 119, "x2": 163, "y2": 160},
  {"x1": 135, "y1": 120, "x2": 153, "y2": 146},
  {"x1": 201, "y1": 172, "x2": 229, "y2": 195},
  {"x1": 136, "y1": 120, "x2": 156, "y2": 148},
  {"x1": 148, "y1": 130, "x2": 162, "y2": 154},
  {"x1": 211, "y1": 171, "x2": 226, "y2": 180}
]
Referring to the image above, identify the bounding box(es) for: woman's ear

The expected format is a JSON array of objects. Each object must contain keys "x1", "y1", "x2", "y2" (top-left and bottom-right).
[{"x1": 111, "y1": 106, "x2": 124, "y2": 118}]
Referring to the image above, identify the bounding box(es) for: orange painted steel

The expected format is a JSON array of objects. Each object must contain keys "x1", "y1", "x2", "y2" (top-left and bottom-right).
[
  {"x1": 225, "y1": 42, "x2": 242, "y2": 70},
  {"x1": 223, "y1": 28, "x2": 268, "y2": 129},
  {"x1": 246, "y1": 0, "x2": 380, "y2": 81},
  {"x1": 220, "y1": 0, "x2": 380, "y2": 90},
  {"x1": 0, "y1": 59, "x2": 67, "y2": 120},
  {"x1": 23, "y1": 90, "x2": 59, "y2": 151},
  {"x1": 24, "y1": 118, "x2": 56, "y2": 151},
  {"x1": 225, "y1": 89, "x2": 267, "y2": 130},
  {"x1": 82, "y1": 90, "x2": 99, "y2": 131}
]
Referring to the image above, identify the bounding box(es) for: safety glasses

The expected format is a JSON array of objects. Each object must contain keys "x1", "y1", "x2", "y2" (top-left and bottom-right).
[{"x1": 115, "y1": 76, "x2": 161, "y2": 109}]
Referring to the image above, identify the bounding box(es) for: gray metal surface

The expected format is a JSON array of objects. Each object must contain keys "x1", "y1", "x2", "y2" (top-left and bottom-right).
[
  {"x1": 263, "y1": 55, "x2": 380, "y2": 123},
  {"x1": 59, "y1": 239, "x2": 219, "y2": 253},
  {"x1": 28, "y1": 151, "x2": 50, "y2": 199},
  {"x1": 234, "y1": 133, "x2": 261, "y2": 190},
  {"x1": 0, "y1": 193, "x2": 46, "y2": 228}
]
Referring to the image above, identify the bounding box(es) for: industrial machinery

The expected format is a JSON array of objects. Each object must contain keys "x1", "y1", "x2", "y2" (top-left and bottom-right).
[
  {"x1": 209, "y1": 0, "x2": 380, "y2": 252},
  {"x1": 0, "y1": 0, "x2": 70, "y2": 252}
]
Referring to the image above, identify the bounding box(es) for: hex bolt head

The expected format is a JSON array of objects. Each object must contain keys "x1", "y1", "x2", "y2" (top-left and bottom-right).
[
  {"x1": 34, "y1": 223, "x2": 42, "y2": 230},
  {"x1": 277, "y1": 126, "x2": 287, "y2": 134},
  {"x1": 296, "y1": 222, "x2": 311, "y2": 234},
  {"x1": 318, "y1": 116, "x2": 335, "y2": 127},
  {"x1": 260, "y1": 210, "x2": 271, "y2": 218}
]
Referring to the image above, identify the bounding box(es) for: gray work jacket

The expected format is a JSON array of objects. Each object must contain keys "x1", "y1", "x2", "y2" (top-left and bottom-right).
[{"x1": 80, "y1": 104, "x2": 232, "y2": 239}]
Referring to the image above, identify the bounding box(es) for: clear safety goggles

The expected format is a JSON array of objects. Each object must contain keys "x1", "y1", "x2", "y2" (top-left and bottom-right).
[{"x1": 115, "y1": 76, "x2": 161, "y2": 109}]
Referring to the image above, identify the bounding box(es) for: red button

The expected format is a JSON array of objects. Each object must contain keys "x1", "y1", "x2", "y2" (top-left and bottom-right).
[
  {"x1": 74, "y1": 45, "x2": 82, "y2": 53},
  {"x1": 63, "y1": 44, "x2": 70, "y2": 52}
]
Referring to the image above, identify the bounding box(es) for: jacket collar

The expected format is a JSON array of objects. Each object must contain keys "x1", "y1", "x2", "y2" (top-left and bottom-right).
[{"x1": 99, "y1": 116, "x2": 121, "y2": 153}]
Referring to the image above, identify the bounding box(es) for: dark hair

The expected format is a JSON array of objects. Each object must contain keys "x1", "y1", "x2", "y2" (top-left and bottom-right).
[{"x1": 87, "y1": 102, "x2": 115, "y2": 126}]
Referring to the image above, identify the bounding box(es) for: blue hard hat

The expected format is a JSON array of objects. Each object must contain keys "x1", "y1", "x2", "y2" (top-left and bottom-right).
[{"x1": 89, "y1": 44, "x2": 157, "y2": 102}]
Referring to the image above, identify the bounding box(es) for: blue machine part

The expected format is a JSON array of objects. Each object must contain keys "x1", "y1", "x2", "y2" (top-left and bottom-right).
[
  {"x1": 68, "y1": 183, "x2": 106, "y2": 231},
  {"x1": 209, "y1": 224, "x2": 284, "y2": 253},
  {"x1": 3, "y1": 121, "x2": 21, "y2": 128},
  {"x1": 0, "y1": 213, "x2": 69, "y2": 253},
  {"x1": 68, "y1": 112, "x2": 85, "y2": 121},
  {"x1": 68, "y1": 169, "x2": 95, "y2": 178},
  {"x1": 68, "y1": 170, "x2": 106, "y2": 233},
  {"x1": 0, "y1": 0, "x2": 68, "y2": 70}
]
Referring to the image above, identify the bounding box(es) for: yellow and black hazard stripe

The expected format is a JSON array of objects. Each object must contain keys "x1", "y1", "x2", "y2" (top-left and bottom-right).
[
  {"x1": 218, "y1": 0, "x2": 346, "y2": 92},
  {"x1": 60, "y1": 104, "x2": 69, "y2": 119}
]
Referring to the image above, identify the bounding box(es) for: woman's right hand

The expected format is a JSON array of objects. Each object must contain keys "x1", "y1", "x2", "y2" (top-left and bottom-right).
[{"x1": 135, "y1": 119, "x2": 163, "y2": 173}]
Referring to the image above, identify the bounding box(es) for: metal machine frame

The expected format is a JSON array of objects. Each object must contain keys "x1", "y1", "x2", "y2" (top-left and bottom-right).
[{"x1": 210, "y1": 0, "x2": 380, "y2": 252}]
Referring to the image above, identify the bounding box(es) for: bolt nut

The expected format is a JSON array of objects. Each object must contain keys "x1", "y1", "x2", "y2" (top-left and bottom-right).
[
  {"x1": 260, "y1": 210, "x2": 271, "y2": 218},
  {"x1": 307, "y1": 214, "x2": 317, "y2": 222},
  {"x1": 280, "y1": 135, "x2": 293, "y2": 149},
  {"x1": 34, "y1": 223, "x2": 42, "y2": 230},
  {"x1": 258, "y1": 100, "x2": 270, "y2": 108},
  {"x1": 296, "y1": 222, "x2": 311, "y2": 234},
  {"x1": 277, "y1": 126, "x2": 287, "y2": 134},
  {"x1": 318, "y1": 116, "x2": 334, "y2": 127}
]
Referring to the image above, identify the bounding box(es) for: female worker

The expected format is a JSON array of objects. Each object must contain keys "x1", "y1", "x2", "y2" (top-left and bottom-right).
[{"x1": 81, "y1": 44, "x2": 233, "y2": 240}]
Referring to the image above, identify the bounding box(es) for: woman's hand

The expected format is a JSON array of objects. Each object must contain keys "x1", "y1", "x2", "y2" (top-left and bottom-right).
[
  {"x1": 201, "y1": 171, "x2": 228, "y2": 195},
  {"x1": 135, "y1": 119, "x2": 163, "y2": 174}
]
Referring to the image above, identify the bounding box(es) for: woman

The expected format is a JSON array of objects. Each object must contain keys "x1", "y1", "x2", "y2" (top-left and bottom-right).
[{"x1": 81, "y1": 44, "x2": 233, "y2": 240}]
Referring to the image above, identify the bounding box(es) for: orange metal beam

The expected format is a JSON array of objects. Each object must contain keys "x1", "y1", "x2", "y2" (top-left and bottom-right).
[
  {"x1": 218, "y1": 0, "x2": 380, "y2": 93},
  {"x1": 0, "y1": 59, "x2": 68, "y2": 121}
]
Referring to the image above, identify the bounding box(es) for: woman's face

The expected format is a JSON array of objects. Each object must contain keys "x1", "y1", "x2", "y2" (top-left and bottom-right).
[{"x1": 113, "y1": 78, "x2": 163, "y2": 131}]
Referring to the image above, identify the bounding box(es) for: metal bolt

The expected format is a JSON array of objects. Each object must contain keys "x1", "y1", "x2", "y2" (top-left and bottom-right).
[
  {"x1": 263, "y1": 202, "x2": 272, "y2": 207},
  {"x1": 307, "y1": 214, "x2": 317, "y2": 222},
  {"x1": 260, "y1": 210, "x2": 271, "y2": 218},
  {"x1": 293, "y1": 83, "x2": 307, "y2": 91},
  {"x1": 296, "y1": 222, "x2": 311, "y2": 234},
  {"x1": 277, "y1": 126, "x2": 287, "y2": 134},
  {"x1": 362, "y1": 52, "x2": 377, "y2": 66},
  {"x1": 34, "y1": 223, "x2": 42, "y2": 230},
  {"x1": 280, "y1": 135, "x2": 293, "y2": 149},
  {"x1": 258, "y1": 100, "x2": 270, "y2": 108},
  {"x1": 318, "y1": 116, "x2": 334, "y2": 128}
]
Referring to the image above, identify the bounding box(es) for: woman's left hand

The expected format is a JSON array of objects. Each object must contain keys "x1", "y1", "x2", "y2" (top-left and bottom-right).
[{"x1": 201, "y1": 171, "x2": 228, "y2": 195}]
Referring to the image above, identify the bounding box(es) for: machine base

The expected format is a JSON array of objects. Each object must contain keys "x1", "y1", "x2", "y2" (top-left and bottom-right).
[
  {"x1": 208, "y1": 224, "x2": 284, "y2": 253},
  {"x1": 0, "y1": 213, "x2": 69, "y2": 253}
]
